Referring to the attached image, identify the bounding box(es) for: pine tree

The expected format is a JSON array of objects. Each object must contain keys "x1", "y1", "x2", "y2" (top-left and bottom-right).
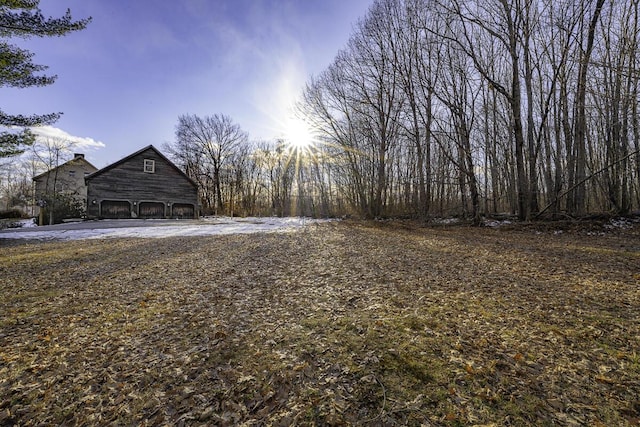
[{"x1": 0, "y1": 0, "x2": 90, "y2": 157}]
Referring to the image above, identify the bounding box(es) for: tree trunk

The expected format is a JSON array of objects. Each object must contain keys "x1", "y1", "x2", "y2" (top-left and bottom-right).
[{"x1": 570, "y1": 0, "x2": 606, "y2": 215}]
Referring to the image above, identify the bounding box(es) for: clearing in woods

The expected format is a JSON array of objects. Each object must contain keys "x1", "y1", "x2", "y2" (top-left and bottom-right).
[{"x1": 1, "y1": 220, "x2": 639, "y2": 425}]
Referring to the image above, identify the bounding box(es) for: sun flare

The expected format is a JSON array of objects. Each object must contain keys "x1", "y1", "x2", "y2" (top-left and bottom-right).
[{"x1": 284, "y1": 117, "x2": 315, "y2": 151}]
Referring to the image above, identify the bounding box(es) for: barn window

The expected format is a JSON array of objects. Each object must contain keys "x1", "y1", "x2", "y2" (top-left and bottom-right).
[
  {"x1": 69, "y1": 170, "x2": 76, "y2": 177},
  {"x1": 144, "y1": 159, "x2": 155, "y2": 173}
]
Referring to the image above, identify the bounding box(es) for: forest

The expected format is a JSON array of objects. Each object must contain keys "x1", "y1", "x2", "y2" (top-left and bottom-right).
[{"x1": 3, "y1": 0, "x2": 640, "y2": 223}]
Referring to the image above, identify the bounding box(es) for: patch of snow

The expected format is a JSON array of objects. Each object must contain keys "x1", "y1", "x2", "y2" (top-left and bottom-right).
[
  {"x1": 432, "y1": 217, "x2": 460, "y2": 225},
  {"x1": 604, "y1": 217, "x2": 633, "y2": 230},
  {"x1": 19, "y1": 219, "x2": 38, "y2": 228},
  {"x1": 0, "y1": 217, "x2": 334, "y2": 241},
  {"x1": 0, "y1": 218, "x2": 36, "y2": 230},
  {"x1": 484, "y1": 219, "x2": 512, "y2": 227}
]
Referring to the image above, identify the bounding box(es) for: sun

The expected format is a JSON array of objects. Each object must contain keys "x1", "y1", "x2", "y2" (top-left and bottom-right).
[{"x1": 284, "y1": 117, "x2": 315, "y2": 151}]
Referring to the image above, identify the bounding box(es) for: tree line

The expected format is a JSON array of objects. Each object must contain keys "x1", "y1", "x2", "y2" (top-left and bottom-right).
[
  {"x1": 4, "y1": 0, "x2": 640, "y2": 222},
  {"x1": 162, "y1": 114, "x2": 326, "y2": 217},
  {"x1": 166, "y1": 0, "x2": 640, "y2": 221}
]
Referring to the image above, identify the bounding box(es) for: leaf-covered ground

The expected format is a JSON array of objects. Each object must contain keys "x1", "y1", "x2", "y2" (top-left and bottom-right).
[{"x1": 1, "y1": 220, "x2": 639, "y2": 426}]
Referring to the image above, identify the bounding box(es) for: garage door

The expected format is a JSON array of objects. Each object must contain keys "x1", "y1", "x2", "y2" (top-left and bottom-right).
[
  {"x1": 172, "y1": 203, "x2": 195, "y2": 219},
  {"x1": 101, "y1": 201, "x2": 131, "y2": 219},
  {"x1": 139, "y1": 202, "x2": 165, "y2": 218}
]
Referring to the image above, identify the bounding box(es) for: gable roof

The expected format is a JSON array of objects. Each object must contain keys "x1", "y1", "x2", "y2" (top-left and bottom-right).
[
  {"x1": 85, "y1": 145, "x2": 197, "y2": 188},
  {"x1": 32, "y1": 155, "x2": 98, "y2": 181}
]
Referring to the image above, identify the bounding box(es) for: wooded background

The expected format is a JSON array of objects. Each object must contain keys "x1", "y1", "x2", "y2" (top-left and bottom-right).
[
  {"x1": 166, "y1": 0, "x2": 640, "y2": 221},
  {"x1": 4, "y1": 0, "x2": 639, "y2": 222}
]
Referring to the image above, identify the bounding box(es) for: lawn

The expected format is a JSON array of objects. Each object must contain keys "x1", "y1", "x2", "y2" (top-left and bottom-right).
[{"x1": 1, "y1": 220, "x2": 639, "y2": 426}]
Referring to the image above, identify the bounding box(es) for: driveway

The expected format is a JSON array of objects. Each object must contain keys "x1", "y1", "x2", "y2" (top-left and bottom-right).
[{"x1": 0, "y1": 217, "x2": 327, "y2": 241}]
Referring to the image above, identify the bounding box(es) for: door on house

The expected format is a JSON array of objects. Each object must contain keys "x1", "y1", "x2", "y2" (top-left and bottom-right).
[
  {"x1": 139, "y1": 202, "x2": 165, "y2": 218},
  {"x1": 172, "y1": 203, "x2": 195, "y2": 219},
  {"x1": 101, "y1": 201, "x2": 131, "y2": 219}
]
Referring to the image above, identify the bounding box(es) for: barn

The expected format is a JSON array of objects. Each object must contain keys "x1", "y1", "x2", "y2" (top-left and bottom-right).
[{"x1": 85, "y1": 145, "x2": 199, "y2": 219}]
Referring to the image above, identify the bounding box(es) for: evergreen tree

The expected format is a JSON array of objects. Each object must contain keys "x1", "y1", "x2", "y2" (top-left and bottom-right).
[{"x1": 0, "y1": 0, "x2": 90, "y2": 157}]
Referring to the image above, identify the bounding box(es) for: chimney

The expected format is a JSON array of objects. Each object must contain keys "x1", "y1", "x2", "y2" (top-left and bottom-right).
[{"x1": 74, "y1": 153, "x2": 85, "y2": 159}]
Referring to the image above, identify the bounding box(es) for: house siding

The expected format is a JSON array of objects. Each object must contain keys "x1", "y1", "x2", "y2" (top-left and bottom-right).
[
  {"x1": 33, "y1": 156, "x2": 98, "y2": 215},
  {"x1": 86, "y1": 147, "x2": 198, "y2": 219}
]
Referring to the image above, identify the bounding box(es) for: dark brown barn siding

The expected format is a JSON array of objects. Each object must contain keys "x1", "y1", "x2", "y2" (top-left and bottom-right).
[{"x1": 86, "y1": 146, "x2": 198, "y2": 219}]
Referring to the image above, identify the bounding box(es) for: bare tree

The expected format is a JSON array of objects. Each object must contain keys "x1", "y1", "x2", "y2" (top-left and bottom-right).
[
  {"x1": 296, "y1": 0, "x2": 640, "y2": 219},
  {"x1": 30, "y1": 137, "x2": 79, "y2": 224},
  {"x1": 567, "y1": 0, "x2": 606, "y2": 215},
  {"x1": 173, "y1": 114, "x2": 248, "y2": 215}
]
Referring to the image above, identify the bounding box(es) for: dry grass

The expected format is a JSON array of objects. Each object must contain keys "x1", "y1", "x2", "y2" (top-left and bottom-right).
[{"x1": 1, "y1": 221, "x2": 639, "y2": 426}]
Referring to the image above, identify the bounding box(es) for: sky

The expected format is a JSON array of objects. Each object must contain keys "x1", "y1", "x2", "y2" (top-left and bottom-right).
[{"x1": 4, "y1": 0, "x2": 374, "y2": 168}]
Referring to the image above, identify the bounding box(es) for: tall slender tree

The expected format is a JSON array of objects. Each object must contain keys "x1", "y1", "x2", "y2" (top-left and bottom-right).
[{"x1": 567, "y1": 0, "x2": 606, "y2": 215}]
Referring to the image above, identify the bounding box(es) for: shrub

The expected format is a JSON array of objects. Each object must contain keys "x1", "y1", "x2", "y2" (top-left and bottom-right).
[
  {"x1": 0, "y1": 209, "x2": 25, "y2": 219},
  {"x1": 39, "y1": 192, "x2": 86, "y2": 225}
]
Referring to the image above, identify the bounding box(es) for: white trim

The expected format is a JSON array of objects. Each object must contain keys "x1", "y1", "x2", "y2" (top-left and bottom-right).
[{"x1": 143, "y1": 159, "x2": 155, "y2": 173}]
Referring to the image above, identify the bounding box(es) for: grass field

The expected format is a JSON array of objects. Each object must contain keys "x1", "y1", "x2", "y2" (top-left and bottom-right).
[{"x1": 1, "y1": 221, "x2": 639, "y2": 426}]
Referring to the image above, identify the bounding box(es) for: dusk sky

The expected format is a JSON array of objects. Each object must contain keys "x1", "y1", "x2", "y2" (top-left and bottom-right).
[{"x1": 5, "y1": 0, "x2": 373, "y2": 168}]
